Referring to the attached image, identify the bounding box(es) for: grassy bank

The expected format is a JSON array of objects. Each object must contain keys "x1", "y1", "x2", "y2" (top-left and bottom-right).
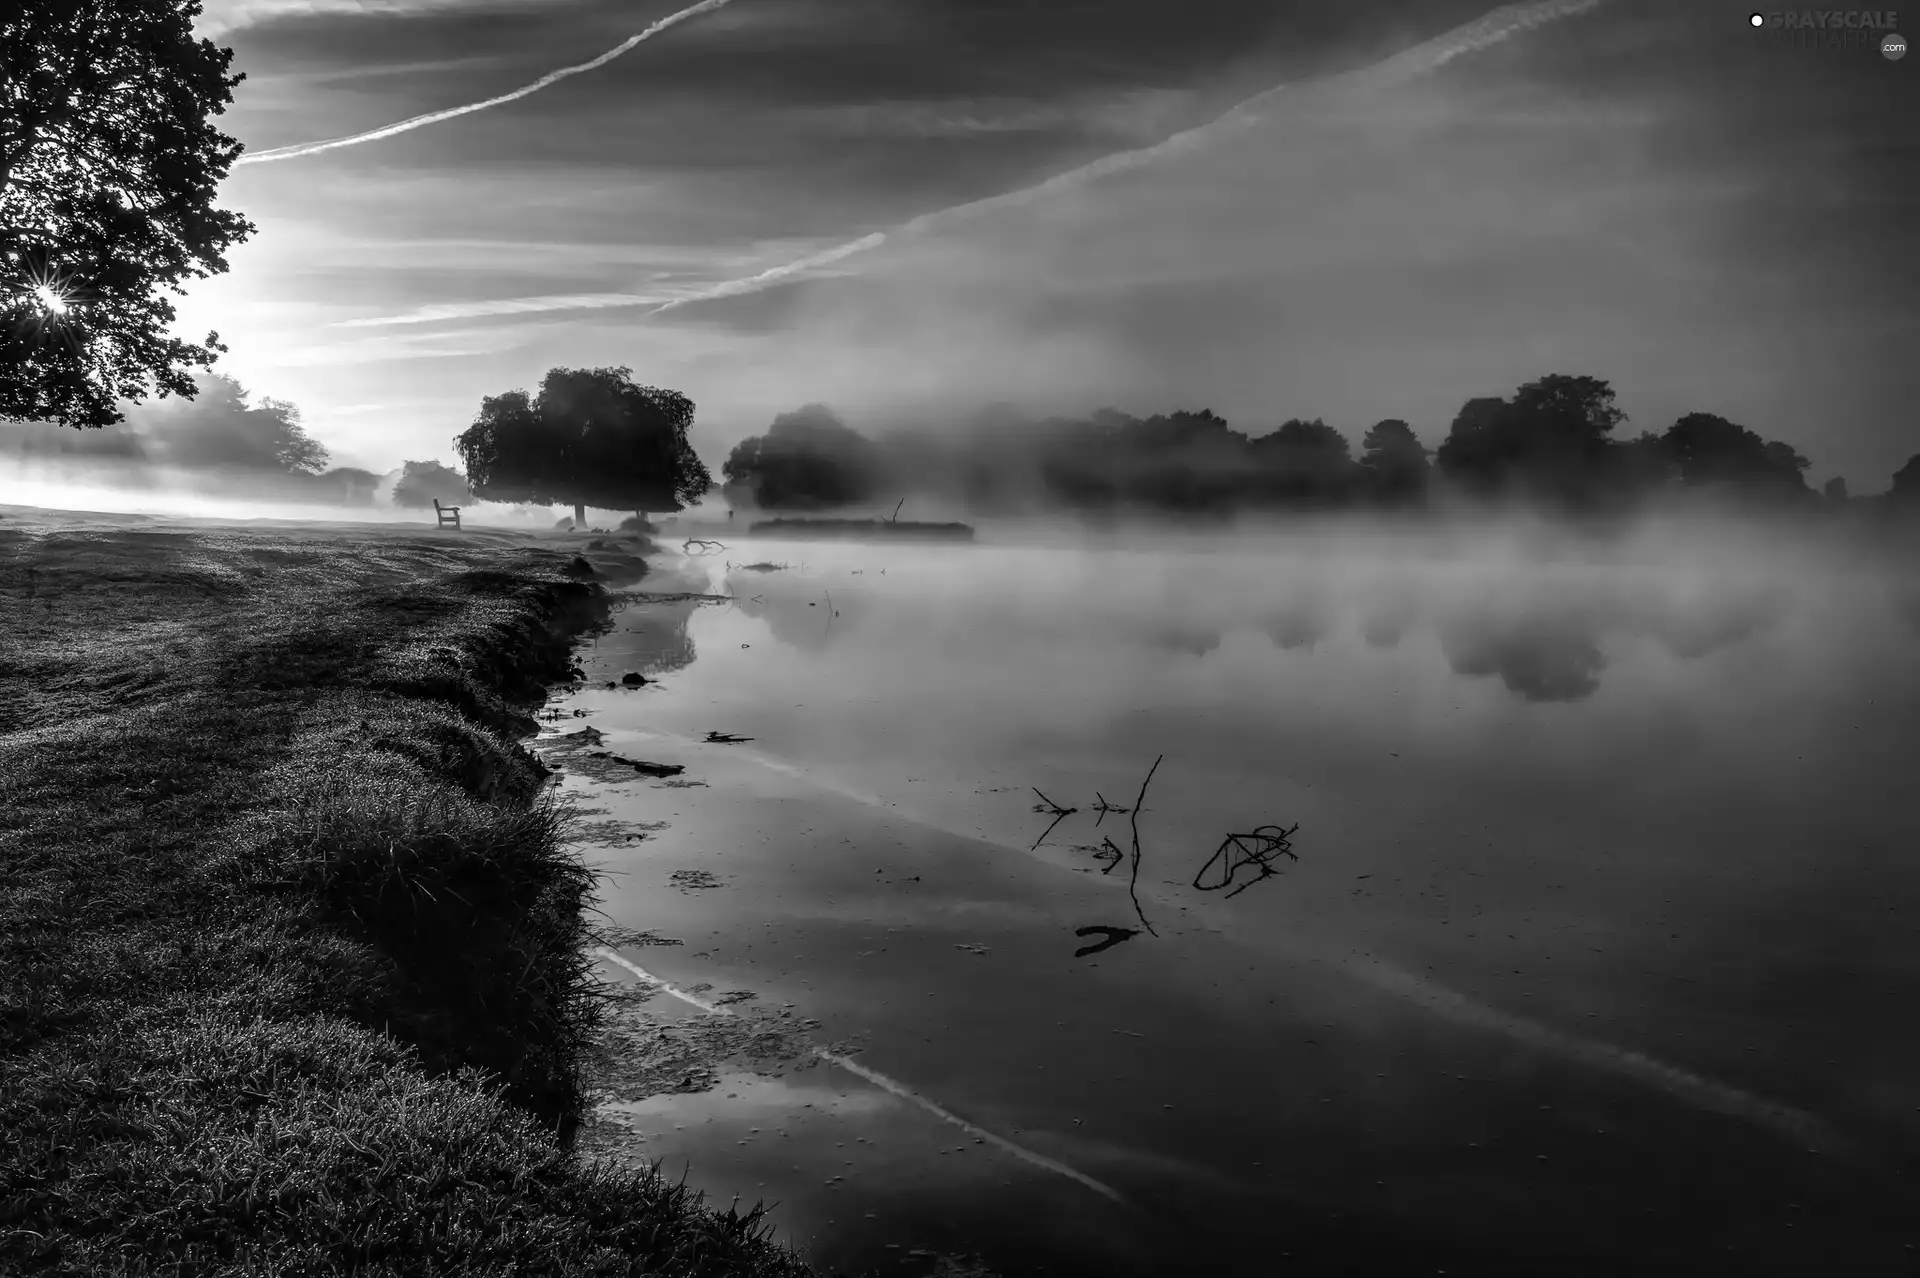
[{"x1": 0, "y1": 513, "x2": 823, "y2": 1276}]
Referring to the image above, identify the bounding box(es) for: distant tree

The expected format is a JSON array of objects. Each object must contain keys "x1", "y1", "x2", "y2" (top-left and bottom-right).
[
  {"x1": 1660, "y1": 412, "x2": 1809, "y2": 495},
  {"x1": 2, "y1": 0, "x2": 255, "y2": 430},
  {"x1": 1890, "y1": 454, "x2": 1920, "y2": 503},
  {"x1": 452, "y1": 366, "x2": 711, "y2": 528},
  {"x1": 390, "y1": 459, "x2": 471, "y2": 510},
  {"x1": 1601, "y1": 430, "x2": 1677, "y2": 500},
  {"x1": 1436, "y1": 375, "x2": 1625, "y2": 503},
  {"x1": 307, "y1": 465, "x2": 380, "y2": 505},
  {"x1": 1358, "y1": 418, "x2": 1430, "y2": 504},
  {"x1": 135, "y1": 373, "x2": 327, "y2": 474},
  {"x1": 1823, "y1": 476, "x2": 1848, "y2": 504},
  {"x1": 1117, "y1": 409, "x2": 1251, "y2": 513},
  {"x1": 722, "y1": 404, "x2": 882, "y2": 510},
  {"x1": 1248, "y1": 417, "x2": 1357, "y2": 506}
]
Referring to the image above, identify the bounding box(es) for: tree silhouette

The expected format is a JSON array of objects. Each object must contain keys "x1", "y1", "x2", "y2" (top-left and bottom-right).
[
  {"x1": 390, "y1": 459, "x2": 471, "y2": 510},
  {"x1": 1891, "y1": 454, "x2": 1920, "y2": 503},
  {"x1": 1436, "y1": 375, "x2": 1625, "y2": 504},
  {"x1": 2, "y1": 0, "x2": 254, "y2": 429},
  {"x1": 1660, "y1": 412, "x2": 1809, "y2": 495},
  {"x1": 722, "y1": 403, "x2": 883, "y2": 511},
  {"x1": 452, "y1": 366, "x2": 710, "y2": 527},
  {"x1": 136, "y1": 372, "x2": 326, "y2": 474},
  {"x1": 1358, "y1": 418, "x2": 1430, "y2": 504}
]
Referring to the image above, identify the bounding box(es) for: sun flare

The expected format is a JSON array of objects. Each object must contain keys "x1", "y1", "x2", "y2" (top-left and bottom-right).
[{"x1": 32, "y1": 283, "x2": 69, "y2": 315}]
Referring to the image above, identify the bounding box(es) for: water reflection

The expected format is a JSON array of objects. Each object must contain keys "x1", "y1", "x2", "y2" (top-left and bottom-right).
[
  {"x1": 571, "y1": 526, "x2": 1920, "y2": 1276},
  {"x1": 1437, "y1": 607, "x2": 1608, "y2": 702},
  {"x1": 721, "y1": 546, "x2": 1794, "y2": 704},
  {"x1": 727, "y1": 571, "x2": 869, "y2": 653}
]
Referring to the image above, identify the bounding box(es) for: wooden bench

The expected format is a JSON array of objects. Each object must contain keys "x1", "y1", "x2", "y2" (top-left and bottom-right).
[{"x1": 433, "y1": 498, "x2": 461, "y2": 530}]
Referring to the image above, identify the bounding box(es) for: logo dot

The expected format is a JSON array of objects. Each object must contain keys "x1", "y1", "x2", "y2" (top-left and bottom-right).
[{"x1": 1748, "y1": 11, "x2": 1765, "y2": 26}]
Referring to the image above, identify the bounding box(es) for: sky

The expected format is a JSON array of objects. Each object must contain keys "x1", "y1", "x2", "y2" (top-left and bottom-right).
[{"x1": 172, "y1": 0, "x2": 1919, "y2": 487}]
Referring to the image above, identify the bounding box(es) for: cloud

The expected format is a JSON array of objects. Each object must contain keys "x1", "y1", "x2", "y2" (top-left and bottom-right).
[
  {"x1": 641, "y1": 0, "x2": 1608, "y2": 316},
  {"x1": 195, "y1": 0, "x2": 538, "y2": 39},
  {"x1": 335, "y1": 292, "x2": 672, "y2": 326},
  {"x1": 264, "y1": 325, "x2": 536, "y2": 366},
  {"x1": 233, "y1": 0, "x2": 735, "y2": 164}
]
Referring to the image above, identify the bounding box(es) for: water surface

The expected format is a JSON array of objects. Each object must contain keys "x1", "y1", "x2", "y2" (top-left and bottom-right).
[{"x1": 549, "y1": 521, "x2": 1920, "y2": 1276}]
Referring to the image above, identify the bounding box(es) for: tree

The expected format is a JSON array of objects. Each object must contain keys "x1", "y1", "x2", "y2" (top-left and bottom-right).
[
  {"x1": 1435, "y1": 375, "x2": 1625, "y2": 504},
  {"x1": 1248, "y1": 417, "x2": 1357, "y2": 506},
  {"x1": 1889, "y1": 454, "x2": 1920, "y2": 503},
  {"x1": 1823, "y1": 476, "x2": 1848, "y2": 504},
  {"x1": 1358, "y1": 418, "x2": 1430, "y2": 504},
  {"x1": 310, "y1": 465, "x2": 380, "y2": 505},
  {"x1": 721, "y1": 404, "x2": 882, "y2": 511},
  {"x1": 1660, "y1": 412, "x2": 1808, "y2": 495},
  {"x1": 390, "y1": 459, "x2": 471, "y2": 510},
  {"x1": 452, "y1": 366, "x2": 711, "y2": 528},
  {"x1": 2, "y1": 0, "x2": 255, "y2": 429},
  {"x1": 136, "y1": 372, "x2": 327, "y2": 474}
]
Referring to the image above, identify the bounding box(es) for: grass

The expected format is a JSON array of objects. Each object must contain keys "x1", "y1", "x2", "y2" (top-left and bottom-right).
[{"x1": 0, "y1": 514, "x2": 828, "y2": 1277}]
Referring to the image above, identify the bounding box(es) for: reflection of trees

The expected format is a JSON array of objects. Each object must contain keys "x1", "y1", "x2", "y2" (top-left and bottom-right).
[
  {"x1": 621, "y1": 596, "x2": 699, "y2": 676},
  {"x1": 728, "y1": 574, "x2": 866, "y2": 653},
  {"x1": 1262, "y1": 594, "x2": 1332, "y2": 650},
  {"x1": 1145, "y1": 624, "x2": 1222, "y2": 657},
  {"x1": 1360, "y1": 596, "x2": 1418, "y2": 649},
  {"x1": 1438, "y1": 609, "x2": 1608, "y2": 702},
  {"x1": 1432, "y1": 585, "x2": 1788, "y2": 703},
  {"x1": 1629, "y1": 587, "x2": 1785, "y2": 659}
]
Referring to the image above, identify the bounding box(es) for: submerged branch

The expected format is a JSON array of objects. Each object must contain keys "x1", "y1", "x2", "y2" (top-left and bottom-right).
[
  {"x1": 1125, "y1": 755, "x2": 1163, "y2": 937},
  {"x1": 1193, "y1": 823, "x2": 1300, "y2": 899}
]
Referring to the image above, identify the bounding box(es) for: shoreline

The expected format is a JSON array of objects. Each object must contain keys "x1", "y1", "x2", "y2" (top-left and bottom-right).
[{"x1": 0, "y1": 511, "x2": 834, "y2": 1276}]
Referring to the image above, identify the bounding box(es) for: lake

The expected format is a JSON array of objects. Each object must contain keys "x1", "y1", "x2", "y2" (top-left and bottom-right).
[{"x1": 543, "y1": 516, "x2": 1920, "y2": 1276}]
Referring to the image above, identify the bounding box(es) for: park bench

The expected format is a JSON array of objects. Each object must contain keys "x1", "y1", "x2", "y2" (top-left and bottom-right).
[{"x1": 433, "y1": 498, "x2": 461, "y2": 530}]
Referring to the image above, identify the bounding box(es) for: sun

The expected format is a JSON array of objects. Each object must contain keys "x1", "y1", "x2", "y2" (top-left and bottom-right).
[{"x1": 32, "y1": 283, "x2": 69, "y2": 315}]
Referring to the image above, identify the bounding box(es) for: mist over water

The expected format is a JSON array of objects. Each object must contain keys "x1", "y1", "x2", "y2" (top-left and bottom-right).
[{"x1": 568, "y1": 513, "x2": 1920, "y2": 1275}]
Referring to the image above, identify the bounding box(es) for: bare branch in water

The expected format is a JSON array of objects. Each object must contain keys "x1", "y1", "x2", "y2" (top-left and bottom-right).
[
  {"x1": 1125, "y1": 755, "x2": 1163, "y2": 936},
  {"x1": 1193, "y1": 824, "x2": 1300, "y2": 899},
  {"x1": 1031, "y1": 788, "x2": 1077, "y2": 816}
]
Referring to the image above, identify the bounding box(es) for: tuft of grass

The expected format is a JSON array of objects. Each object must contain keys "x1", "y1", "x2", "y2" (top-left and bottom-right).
[{"x1": 0, "y1": 520, "x2": 830, "y2": 1277}]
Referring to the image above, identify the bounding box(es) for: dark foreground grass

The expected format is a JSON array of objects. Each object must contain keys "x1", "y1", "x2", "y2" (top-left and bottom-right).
[{"x1": 0, "y1": 515, "x2": 824, "y2": 1277}]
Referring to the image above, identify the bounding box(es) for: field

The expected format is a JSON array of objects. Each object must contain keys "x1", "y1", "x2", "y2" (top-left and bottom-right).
[{"x1": 0, "y1": 505, "x2": 827, "y2": 1277}]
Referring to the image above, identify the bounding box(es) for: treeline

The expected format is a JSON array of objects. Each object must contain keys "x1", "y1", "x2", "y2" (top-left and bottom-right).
[
  {"x1": 722, "y1": 374, "x2": 1920, "y2": 518},
  {"x1": 2, "y1": 372, "x2": 475, "y2": 509}
]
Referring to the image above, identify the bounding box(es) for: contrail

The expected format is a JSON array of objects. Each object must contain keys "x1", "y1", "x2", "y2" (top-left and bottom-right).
[
  {"x1": 645, "y1": 0, "x2": 1604, "y2": 316},
  {"x1": 592, "y1": 946, "x2": 1131, "y2": 1205},
  {"x1": 234, "y1": 0, "x2": 733, "y2": 165}
]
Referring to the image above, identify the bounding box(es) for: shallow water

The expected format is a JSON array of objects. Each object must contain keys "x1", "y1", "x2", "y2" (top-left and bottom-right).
[{"x1": 546, "y1": 521, "x2": 1920, "y2": 1276}]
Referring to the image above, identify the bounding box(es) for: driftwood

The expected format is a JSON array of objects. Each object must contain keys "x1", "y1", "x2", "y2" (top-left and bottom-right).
[
  {"x1": 704, "y1": 731, "x2": 754, "y2": 744},
  {"x1": 1091, "y1": 792, "x2": 1129, "y2": 826},
  {"x1": 682, "y1": 538, "x2": 727, "y2": 556},
  {"x1": 1193, "y1": 824, "x2": 1300, "y2": 899},
  {"x1": 589, "y1": 752, "x2": 685, "y2": 778},
  {"x1": 1029, "y1": 787, "x2": 1078, "y2": 851}
]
